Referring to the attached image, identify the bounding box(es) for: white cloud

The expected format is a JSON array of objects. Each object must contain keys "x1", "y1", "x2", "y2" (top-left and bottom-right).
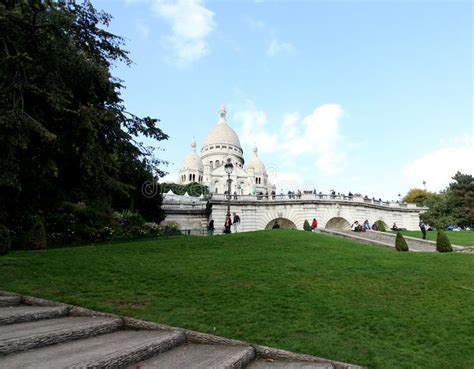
[
  {"x1": 233, "y1": 101, "x2": 347, "y2": 176},
  {"x1": 279, "y1": 104, "x2": 346, "y2": 175},
  {"x1": 402, "y1": 141, "x2": 474, "y2": 192},
  {"x1": 151, "y1": 0, "x2": 215, "y2": 66},
  {"x1": 267, "y1": 38, "x2": 294, "y2": 57},
  {"x1": 245, "y1": 16, "x2": 294, "y2": 57},
  {"x1": 233, "y1": 102, "x2": 278, "y2": 154}
]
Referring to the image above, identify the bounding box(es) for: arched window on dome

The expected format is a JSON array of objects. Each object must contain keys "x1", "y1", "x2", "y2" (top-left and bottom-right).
[
  {"x1": 209, "y1": 161, "x2": 213, "y2": 168},
  {"x1": 192, "y1": 174, "x2": 196, "y2": 182},
  {"x1": 215, "y1": 160, "x2": 220, "y2": 167},
  {"x1": 188, "y1": 174, "x2": 192, "y2": 181}
]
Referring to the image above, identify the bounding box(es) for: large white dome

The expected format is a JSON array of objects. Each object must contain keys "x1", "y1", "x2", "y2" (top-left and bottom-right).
[{"x1": 202, "y1": 105, "x2": 242, "y2": 149}]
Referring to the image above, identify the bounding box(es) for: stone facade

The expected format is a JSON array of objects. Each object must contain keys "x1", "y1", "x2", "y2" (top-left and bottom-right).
[{"x1": 163, "y1": 192, "x2": 427, "y2": 234}]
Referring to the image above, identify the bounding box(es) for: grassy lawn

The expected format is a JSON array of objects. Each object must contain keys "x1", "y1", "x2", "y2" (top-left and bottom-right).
[
  {"x1": 1, "y1": 230, "x2": 473, "y2": 369},
  {"x1": 388, "y1": 230, "x2": 474, "y2": 246}
]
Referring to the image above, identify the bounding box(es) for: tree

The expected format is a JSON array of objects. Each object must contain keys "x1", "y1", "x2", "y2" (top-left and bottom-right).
[
  {"x1": 420, "y1": 172, "x2": 474, "y2": 228},
  {"x1": 0, "y1": 1, "x2": 168, "y2": 237},
  {"x1": 446, "y1": 172, "x2": 474, "y2": 227},
  {"x1": 395, "y1": 232, "x2": 409, "y2": 252},
  {"x1": 402, "y1": 188, "x2": 433, "y2": 206},
  {"x1": 436, "y1": 230, "x2": 453, "y2": 253},
  {"x1": 303, "y1": 219, "x2": 311, "y2": 231}
]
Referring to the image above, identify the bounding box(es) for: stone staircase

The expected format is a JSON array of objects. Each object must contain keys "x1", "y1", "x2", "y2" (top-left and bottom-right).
[
  {"x1": 319, "y1": 229, "x2": 469, "y2": 253},
  {"x1": 0, "y1": 293, "x2": 361, "y2": 369}
]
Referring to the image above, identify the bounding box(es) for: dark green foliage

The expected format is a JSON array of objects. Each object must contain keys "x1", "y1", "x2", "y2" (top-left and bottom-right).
[
  {"x1": 303, "y1": 219, "x2": 311, "y2": 231},
  {"x1": 45, "y1": 202, "x2": 113, "y2": 245},
  {"x1": 395, "y1": 232, "x2": 409, "y2": 251},
  {"x1": 421, "y1": 172, "x2": 474, "y2": 228},
  {"x1": 0, "y1": 1, "x2": 167, "y2": 243},
  {"x1": 436, "y1": 230, "x2": 453, "y2": 252},
  {"x1": 375, "y1": 220, "x2": 387, "y2": 232},
  {"x1": 23, "y1": 220, "x2": 47, "y2": 250},
  {"x1": 160, "y1": 182, "x2": 210, "y2": 197},
  {"x1": 0, "y1": 224, "x2": 11, "y2": 255}
]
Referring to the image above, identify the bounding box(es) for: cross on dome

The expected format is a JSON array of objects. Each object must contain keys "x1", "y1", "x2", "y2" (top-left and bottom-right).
[{"x1": 191, "y1": 137, "x2": 196, "y2": 153}]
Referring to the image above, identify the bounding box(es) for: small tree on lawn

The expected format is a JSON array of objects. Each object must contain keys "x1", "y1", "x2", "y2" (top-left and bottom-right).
[
  {"x1": 395, "y1": 232, "x2": 409, "y2": 252},
  {"x1": 436, "y1": 230, "x2": 453, "y2": 252},
  {"x1": 0, "y1": 225, "x2": 10, "y2": 256},
  {"x1": 23, "y1": 220, "x2": 47, "y2": 250},
  {"x1": 303, "y1": 219, "x2": 311, "y2": 231},
  {"x1": 375, "y1": 220, "x2": 387, "y2": 232}
]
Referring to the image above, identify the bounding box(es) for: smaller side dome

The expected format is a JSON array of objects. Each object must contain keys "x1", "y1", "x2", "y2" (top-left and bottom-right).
[
  {"x1": 181, "y1": 138, "x2": 204, "y2": 171},
  {"x1": 247, "y1": 145, "x2": 266, "y2": 173}
]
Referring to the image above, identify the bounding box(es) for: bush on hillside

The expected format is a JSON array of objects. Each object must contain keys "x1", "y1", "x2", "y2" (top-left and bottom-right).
[
  {"x1": 23, "y1": 220, "x2": 47, "y2": 250},
  {"x1": 303, "y1": 220, "x2": 311, "y2": 231},
  {"x1": 375, "y1": 220, "x2": 387, "y2": 232},
  {"x1": 436, "y1": 230, "x2": 453, "y2": 252},
  {"x1": 45, "y1": 202, "x2": 114, "y2": 245},
  {"x1": 395, "y1": 232, "x2": 409, "y2": 252},
  {"x1": 159, "y1": 221, "x2": 181, "y2": 236},
  {"x1": 0, "y1": 224, "x2": 11, "y2": 255}
]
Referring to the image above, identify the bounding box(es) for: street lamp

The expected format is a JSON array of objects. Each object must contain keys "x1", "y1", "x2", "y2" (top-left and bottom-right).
[{"x1": 224, "y1": 161, "x2": 234, "y2": 216}]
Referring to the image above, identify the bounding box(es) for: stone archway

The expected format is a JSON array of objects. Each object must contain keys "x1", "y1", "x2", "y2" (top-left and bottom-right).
[
  {"x1": 265, "y1": 218, "x2": 297, "y2": 230},
  {"x1": 325, "y1": 217, "x2": 351, "y2": 231}
]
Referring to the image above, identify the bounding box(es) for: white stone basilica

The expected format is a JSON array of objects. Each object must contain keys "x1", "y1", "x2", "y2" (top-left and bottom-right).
[{"x1": 178, "y1": 105, "x2": 272, "y2": 196}]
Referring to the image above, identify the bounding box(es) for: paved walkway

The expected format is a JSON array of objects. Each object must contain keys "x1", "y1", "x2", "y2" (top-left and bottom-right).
[
  {"x1": 0, "y1": 293, "x2": 361, "y2": 369},
  {"x1": 319, "y1": 229, "x2": 471, "y2": 253}
]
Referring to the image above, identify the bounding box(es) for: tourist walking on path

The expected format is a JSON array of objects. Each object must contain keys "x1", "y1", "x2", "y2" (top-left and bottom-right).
[
  {"x1": 208, "y1": 219, "x2": 215, "y2": 236},
  {"x1": 419, "y1": 221, "x2": 426, "y2": 239},
  {"x1": 224, "y1": 215, "x2": 232, "y2": 234},
  {"x1": 232, "y1": 212, "x2": 241, "y2": 233},
  {"x1": 311, "y1": 218, "x2": 318, "y2": 231}
]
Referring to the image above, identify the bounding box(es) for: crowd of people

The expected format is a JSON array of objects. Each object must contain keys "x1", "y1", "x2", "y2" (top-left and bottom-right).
[{"x1": 351, "y1": 220, "x2": 375, "y2": 232}]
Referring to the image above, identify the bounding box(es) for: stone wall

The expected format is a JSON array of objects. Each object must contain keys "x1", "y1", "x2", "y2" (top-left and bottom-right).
[{"x1": 162, "y1": 193, "x2": 427, "y2": 234}]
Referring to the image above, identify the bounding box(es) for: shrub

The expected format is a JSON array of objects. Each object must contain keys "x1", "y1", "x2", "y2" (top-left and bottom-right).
[
  {"x1": 0, "y1": 224, "x2": 11, "y2": 255},
  {"x1": 395, "y1": 232, "x2": 409, "y2": 252},
  {"x1": 23, "y1": 220, "x2": 47, "y2": 250},
  {"x1": 160, "y1": 221, "x2": 181, "y2": 236},
  {"x1": 303, "y1": 219, "x2": 312, "y2": 231},
  {"x1": 121, "y1": 211, "x2": 145, "y2": 228},
  {"x1": 436, "y1": 230, "x2": 453, "y2": 252},
  {"x1": 45, "y1": 202, "x2": 114, "y2": 245},
  {"x1": 375, "y1": 220, "x2": 387, "y2": 232}
]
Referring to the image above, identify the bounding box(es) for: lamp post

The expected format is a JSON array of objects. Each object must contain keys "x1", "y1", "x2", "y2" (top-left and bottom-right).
[{"x1": 224, "y1": 161, "x2": 234, "y2": 216}]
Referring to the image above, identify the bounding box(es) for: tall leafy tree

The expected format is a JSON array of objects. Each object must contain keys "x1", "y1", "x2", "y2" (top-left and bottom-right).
[
  {"x1": 0, "y1": 1, "x2": 168, "y2": 230},
  {"x1": 419, "y1": 172, "x2": 474, "y2": 228}
]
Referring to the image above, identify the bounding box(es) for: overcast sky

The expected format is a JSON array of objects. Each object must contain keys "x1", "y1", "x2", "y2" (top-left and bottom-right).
[{"x1": 96, "y1": 0, "x2": 473, "y2": 200}]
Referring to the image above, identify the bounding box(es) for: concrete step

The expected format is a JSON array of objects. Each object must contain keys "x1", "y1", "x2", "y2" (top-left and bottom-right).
[
  {"x1": 0, "y1": 330, "x2": 185, "y2": 369},
  {"x1": 0, "y1": 296, "x2": 21, "y2": 307},
  {"x1": 0, "y1": 305, "x2": 70, "y2": 326},
  {"x1": 0, "y1": 316, "x2": 122, "y2": 354},
  {"x1": 247, "y1": 359, "x2": 336, "y2": 368},
  {"x1": 129, "y1": 343, "x2": 255, "y2": 369}
]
